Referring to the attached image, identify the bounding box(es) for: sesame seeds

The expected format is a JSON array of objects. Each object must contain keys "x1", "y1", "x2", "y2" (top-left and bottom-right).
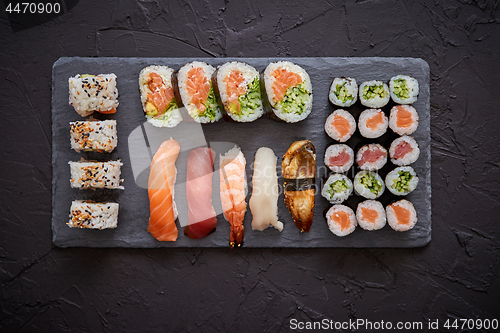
[
  {"x1": 69, "y1": 160, "x2": 124, "y2": 190},
  {"x1": 69, "y1": 120, "x2": 117, "y2": 153}
]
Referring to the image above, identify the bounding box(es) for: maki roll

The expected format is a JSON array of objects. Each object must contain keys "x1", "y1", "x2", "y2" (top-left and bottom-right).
[
  {"x1": 358, "y1": 109, "x2": 388, "y2": 139},
  {"x1": 354, "y1": 170, "x2": 385, "y2": 199},
  {"x1": 68, "y1": 74, "x2": 119, "y2": 117},
  {"x1": 139, "y1": 65, "x2": 182, "y2": 128},
  {"x1": 385, "y1": 166, "x2": 419, "y2": 196},
  {"x1": 389, "y1": 75, "x2": 419, "y2": 104},
  {"x1": 69, "y1": 160, "x2": 124, "y2": 189},
  {"x1": 321, "y1": 174, "x2": 353, "y2": 204},
  {"x1": 329, "y1": 77, "x2": 357, "y2": 107},
  {"x1": 324, "y1": 109, "x2": 356, "y2": 142},
  {"x1": 389, "y1": 135, "x2": 420, "y2": 166},
  {"x1": 326, "y1": 204, "x2": 357, "y2": 237},
  {"x1": 263, "y1": 61, "x2": 313, "y2": 123},
  {"x1": 356, "y1": 143, "x2": 387, "y2": 171},
  {"x1": 176, "y1": 61, "x2": 222, "y2": 123},
  {"x1": 68, "y1": 200, "x2": 119, "y2": 229},
  {"x1": 214, "y1": 62, "x2": 264, "y2": 122},
  {"x1": 389, "y1": 105, "x2": 419, "y2": 136},
  {"x1": 324, "y1": 144, "x2": 354, "y2": 173},
  {"x1": 69, "y1": 120, "x2": 117, "y2": 153},
  {"x1": 359, "y1": 80, "x2": 390, "y2": 108},
  {"x1": 356, "y1": 200, "x2": 386, "y2": 231},
  {"x1": 386, "y1": 199, "x2": 418, "y2": 231}
]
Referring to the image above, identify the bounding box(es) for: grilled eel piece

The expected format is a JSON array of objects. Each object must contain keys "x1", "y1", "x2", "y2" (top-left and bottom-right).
[{"x1": 282, "y1": 140, "x2": 316, "y2": 232}]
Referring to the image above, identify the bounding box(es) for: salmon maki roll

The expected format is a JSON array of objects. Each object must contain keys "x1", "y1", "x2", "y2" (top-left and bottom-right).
[
  {"x1": 356, "y1": 200, "x2": 386, "y2": 231},
  {"x1": 389, "y1": 105, "x2": 419, "y2": 136},
  {"x1": 324, "y1": 109, "x2": 356, "y2": 142},
  {"x1": 326, "y1": 204, "x2": 357, "y2": 237},
  {"x1": 386, "y1": 199, "x2": 418, "y2": 231},
  {"x1": 358, "y1": 109, "x2": 388, "y2": 139},
  {"x1": 389, "y1": 136, "x2": 420, "y2": 166}
]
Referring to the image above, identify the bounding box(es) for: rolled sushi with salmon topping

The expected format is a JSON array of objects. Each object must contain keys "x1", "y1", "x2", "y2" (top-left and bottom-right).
[
  {"x1": 359, "y1": 80, "x2": 390, "y2": 108},
  {"x1": 386, "y1": 199, "x2": 418, "y2": 231},
  {"x1": 321, "y1": 174, "x2": 353, "y2": 204},
  {"x1": 176, "y1": 61, "x2": 222, "y2": 123},
  {"x1": 263, "y1": 61, "x2": 313, "y2": 123},
  {"x1": 329, "y1": 77, "x2": 357, "y2": 107},
  {"x1": 68, "y1": 74, "x2": 119, "y2": 117},
  {"x1": 358, "y1": 109, "x2": 388, "y2": 139},
  {"x1": 326, "y1": 204, "x2": 357, "y2": 237},
  {"x1": 356, "y1": 143, "x2": 387, "y2": 171},
  {"x1": 139, "y1": 65, "x2": 182, "y2": 128},
  {"x1": 389, "y1": 75, "x2": 419, "y2": 104},
  {"x1": 356, "y1": 200, "x2": 386, "y2": 231},
  {"x1": 389, "y1": 135, "x2": 420, "y2": 166},
  {"x1": 389, "y1": 105, "x2": 419, "y2": 135},
  {"x1": 354, "y1": 170, "x2": 385, "y2": 199},
  {"x1": 324, "y1": 109, "x2": 356, "y2": 142},
  {"x1": 324, "y1": 144, "x2": 354, "y2": 173},
  {"x1": 385, "y1": 166, "x2": 419, "y2": 196},
  {"x1": 214, "y1": 62, "x2": 263, "y2": 122}
]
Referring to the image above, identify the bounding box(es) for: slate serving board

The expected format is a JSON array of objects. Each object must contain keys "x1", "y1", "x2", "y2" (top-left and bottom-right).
[{"x1": 52, "y1": 57, "x2": 431, "y2": 248}]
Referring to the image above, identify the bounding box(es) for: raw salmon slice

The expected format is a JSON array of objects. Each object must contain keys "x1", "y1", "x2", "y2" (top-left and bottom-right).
[
  {"x1": 331, "y1": 210, "x2": 350, "y2": 231},
  {"x1": 271, "y1": 68, "x2": 302, "y2": 102},
  {"x1": 366, "y1": 111, "x2": 385, "y2": 130},
  {"x1": 147, "y1": 72, "x2": 175, "y2": 116},
  {"x1": 359, "y1": 147, "x2": 385, "y2": 164},
  {"x1": 329, "y1": 149, "x2": 350, "y2": 166},
  {"x1": 333, "y1": 114, "x2": 351, "y2": 138},
  {"x1": 224, "y1": 70, "x2": 247, "y2": 112},
  {"x1": 391, "y1": 204, "x2": 411, "y2": 225},
  {"x1": 186, "y1": 67, "x2": 211, "y2": 113},
  {"x1": 393, "y1": 141, "x2": 413, "y2": 159},
  {"x1": 395, "y1": 105, "x2": 413, "y2": 128},
  {"x1": 361, "y1": 207, "x2": 379, "y2": 224}
]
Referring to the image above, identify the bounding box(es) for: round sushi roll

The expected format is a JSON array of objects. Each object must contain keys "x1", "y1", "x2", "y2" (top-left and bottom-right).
[
  {"x1": 356, "y1": 143, "x2": 387, "y2": 171},
  {"x1": 68, "y1": 74, "x2": 119, "y2": 117},
  {"x1": 386, "y1": 199, "x2": 418, "y2": 231},
  {"x1": 326, "y1": 204, "x2": 357, "y2": 237},
  {"x1": 385, "y1": 166, "x2": 419, "y2": 196},
  {"x1": 389, "y1": 75, "x2": 419, "y2": 104},
  {"x1": 321, "y1": 174, "x2": 353, "y2": 204},
  {"x1": 354, "y1": 170, "x2": 385, "y2": 199},
  {"x1": 389, "y1": 105, "x2": 419, "y2": 136},
  {"x1": 389, "y1": 135, "x2": 420, "y2": 166},
  {"x1": 359, "y1": 80, "x2": 390, "y2": 108},
  {"x1": 214, "y1": 62, "x2": 264, "y2": 122},
  {"x1": 324, "y1": 109, "x2": 356, "y2": 142},
  {"x1": 358, "y1": 109, "x2": 388, "y2": 139},
  {"x1": 356, "y1": 200, "x2": 386, "y2": 231},
  {"x1": 324, "y1": 144, "x2": 354, "y2": 173},
  {"x1": 177, "y1": 61, "x2": 222, "y2": 123},
  {"x1": 263, "y1": 61, "x2": 313, "y2": 123},
  {"x1": 139, "y1": 65, "x2": 182, "y2": 128},
  {"x1": 329, "y1": 77, "x2": 358, "y2": 107}
]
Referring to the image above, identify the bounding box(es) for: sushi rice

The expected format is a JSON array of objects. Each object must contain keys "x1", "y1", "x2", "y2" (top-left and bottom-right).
[
  {"x1": 69, "y1": 120, "x2": 117, "y2": 153},
  {"x1": 68, "y1": 74, "x2": 119, "y2": 117},
  {"x1": 69, "y1": 160, "x2": 124, "y2": 189},
  {"x1": 68, "y1": 200, "x2": 119, "y2": 229},
  {"x1": 326, "y1": 204, "x2": 357, "y2": 237},
  {"x1": 359, "y1": 80, "x2": 390, "y2": 108},
  {"x1": 356, "y1": 200, "x2": 386, "y2": 231},
  {"x1": 389, "y1": 75, "x2": 419, "y2": 104},
  {"x1": 321, "y1": 174, "x2": 353, "y2": 204},
  {"x1": 386, "y1": 199, "x2": 418, "y2": 231},
  {"x1": 329, "y1": 77, "x2": 358, "y2": 107},
  {"x1": 354, "y1": 170, "x2": 385, "y2": 199},
  {"x1": 385, "y1": 166, "x2": 419, "y2": 196}
]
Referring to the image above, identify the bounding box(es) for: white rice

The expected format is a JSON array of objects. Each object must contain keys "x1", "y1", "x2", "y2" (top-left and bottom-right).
[
  {"x1": 356, "y1": 200, "x2": 386, "y2": 230},
  {"x1": 326, "y1": 204, "x2": 357, "y2": 237},
  {"x1": 68, "y1": 74, "x2": 119, "y2": 117},
  {"x1": 263, "y1": 61, "x2": 313, "y2": 123},
  {"x1": 321, "y1": 174, "x2": 353, "y2": 204},
  {"x1": 359, "y1": 80, "x2": 390, "y2": 108},
  {"x1": 69, "y1": 160, "x2": 123, "y2": 189},
  {"x1": 389, "y1": 75, "x2": 419, "y2": 104},
  {"x1": 139, "y1": 65, "x2": 182, "y2": 128},
  {"x1": 70, "y1": 120, "x2": 117, "y2": 152},
  {"x1": 324, "y1": 109, "x2": 356, "y2": 142},
  {"x1": 329, "y1": 77, "x2": 358, "y2": 107},
  {"x1": 386, "y1": 199, "x2": 418, "y2": 231},
  {"x1": 324, "y1": 144, "x2": 354, "y2": 173},
  {"x1": 358, "y1": 109, "x2": 388, "y2": 139},
  {"x1": 356, "y1": 143, "x2": 387, "y2": 171},
  {"x1": 354, "y1": 170, "x2": 385, "y2": 199},
  {"x1": 389, "y1": 105, "x2": 419, "y2": 135},
  {"x1": 68, "y1": 200, "x2": 119, "y2": 229},
  {"x1": 389, "y1": 135, "x2": 420, "y2": 166},
  {"x1": 385, "y1": 166, "x2": 419, "y2": 196}
]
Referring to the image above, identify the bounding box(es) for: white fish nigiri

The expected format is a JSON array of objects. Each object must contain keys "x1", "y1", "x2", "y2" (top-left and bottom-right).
[{"x1": 249, "y1": 147, "x2": 283, "y2": 231}]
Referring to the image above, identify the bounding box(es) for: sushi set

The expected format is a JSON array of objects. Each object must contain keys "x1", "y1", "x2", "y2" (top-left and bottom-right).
[{"x1": 52, "y1": 57, "x2": 431, "y2": 248}]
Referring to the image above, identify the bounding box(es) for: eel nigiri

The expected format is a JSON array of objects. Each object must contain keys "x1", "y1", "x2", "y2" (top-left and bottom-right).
[
  {"x1": 147, "y1": 138, "x2": 180, "y2": 241},
  {"x1": 220, "y1": 147, "x2": 247, "y2": 247},
  {"x1": 249, "y1": 147, "x2": 283, "y2": 232},
  {"x1": 184, "y1": 147, "x2": 217, "y2": 239},
  {"x1": 282, "y1": 140, "x2": 316, "y2": 232}
]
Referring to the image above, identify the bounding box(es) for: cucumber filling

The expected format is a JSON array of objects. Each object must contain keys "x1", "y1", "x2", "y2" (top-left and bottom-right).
[
  {"x1": 230, "y1": 77, "x2": 261, "y2": 117},
  {"x1": 392, "y1": 171, "x2": 413, "y2": 192},
  {"x1": 198, "y1": 85, "x2": 219, "y2": 120},
  {"x1": 278, "y1": 82, "x2": 311, "y2": 115},
  {"x1": 362, "y1": 84, "x2": 387, "y2": 100},
  {"x1": 334, "y1": 83, "x2": 354, "y2": 103},
  {"x1": 360, "y1": 174, "x2": 382, "y2": 194},
  {"x1": 393, "y1": 79, "x2": 410, "y2": 99},
  {"x1": 326, "y1": 179, "x2": 350, "y2": 198}
]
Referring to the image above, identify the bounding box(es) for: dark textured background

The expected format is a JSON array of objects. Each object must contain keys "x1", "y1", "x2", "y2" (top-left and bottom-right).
[{"x1": 1, "y1": 0, "x2": 499, "y2": 331}]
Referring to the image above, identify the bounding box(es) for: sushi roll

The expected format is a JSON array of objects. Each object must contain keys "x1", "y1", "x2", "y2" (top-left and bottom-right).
[
  {"x1": 68, "y1": 74, "x2": 119, "y2": 117},
  {"x1": 385, "y1": 166, "x2": 419, "y2": 196},
  {"x1": 324, "y1": 109, "x2": 356, "y2": 142},
  {"x1": 389, "y1": 135, "x2": 420, "y2": 166},
  {"x1": 139, "y1": 65, "x2": 182, "y2": 128},
  {"x1": 70, "y1": 120, "x2": 117, "y2": 153},
  {"x1": 359, "y1": 80, "x2": 390, "y2": 108},
  {"x1": 329, "y1": 77, "x2": 357, "y2": 107},
  {"x1": 356, "y1": 200, "x2": 386, "y2": 231},
  {"x1": 321, "y1": 174, "x2": 353, "y2": 204},
  {"x1": 214, "y1": 62, "x2": 264, "y2": 122},
  {"x1": 389, "y1": 75, "x2": 419, "y2": 104},
  {"x1": 326, "y1": 204, "x2": 357, "y2": 237},
  {"x1": 69, "y1": 160, "x2": 124, "y2": 189},
  {"x1": 354, "y1": 170, "x2": 385, "y2": 199},
  {"x1": 358, "y1": 109, "x2": 388, "y2": 139},
  {"x1": 389, "y1": 105, "x2": 419, "y2": 136},
  {"x1": 68, "y1": 200, "x2": 119, "y2": 229},
  {"x1": 176, "y1": 61, "x2": 222, "y2": 123},
  {"x1": 356, "y1": 143, "x2": 387, "y2": 171},
  {"x1": 324, "y1": 144, "x2": 354, "y2": 173},
  {"x1": 386, "y1": 199, "x2": 418, "y2": 231},
  {"x1": 263, "y1": 61, "x2": 313, "y2": 123}
]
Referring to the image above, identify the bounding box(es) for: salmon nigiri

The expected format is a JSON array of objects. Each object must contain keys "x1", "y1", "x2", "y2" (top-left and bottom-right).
[
  {"x1": 220, "y1": 147, "x2": 247, "y2": 247},
  {"x1": 147, "y1": 138, "x2": 180, "y2": 241}
]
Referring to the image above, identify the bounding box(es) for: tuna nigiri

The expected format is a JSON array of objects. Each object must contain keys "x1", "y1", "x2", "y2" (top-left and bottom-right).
[
  {"x1": 184, "y1": 147, "x2": 217, "y2": 239},
  {"x1": 147, "y1": 139, "x2": 180, "y2": 241}
]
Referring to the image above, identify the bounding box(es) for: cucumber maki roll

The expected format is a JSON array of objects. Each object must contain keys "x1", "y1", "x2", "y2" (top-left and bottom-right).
[
  {"x1": 389, "y1": 75, "x2": 419, "y2": 104},
  {"x1": 385, "y1": 166, "x2": 419, "y2": 196},
  {"x1": 354, "y1": 170, "x2": 385, "y2": 199},
  {"x1": 359, "y1": 80, "x2": 390, "y2": 108},
  {"x1": 329, "y1": 77, "x2": 357, "y2": 107},
  {"x1": 321, "y1": 174, "x2": 353, "y2": 204},
  {"x1": 389, "y1": 105, "x2": 419, "y2": 135}
]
